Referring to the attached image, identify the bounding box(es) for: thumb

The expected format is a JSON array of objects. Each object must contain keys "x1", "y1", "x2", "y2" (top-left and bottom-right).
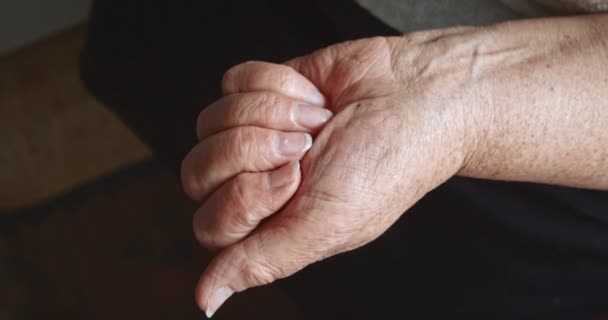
[{"x1": 195, "y1": 206, "x2": 323, "y2": 317}]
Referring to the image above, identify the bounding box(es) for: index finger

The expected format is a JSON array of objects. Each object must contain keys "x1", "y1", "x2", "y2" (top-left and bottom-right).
[{"x1": 222, "y1": 61, "x2": 326, "y2": 106}]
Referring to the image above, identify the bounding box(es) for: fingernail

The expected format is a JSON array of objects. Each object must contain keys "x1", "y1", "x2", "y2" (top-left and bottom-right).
[
  {"x1": 206, "y1": 286, "x2": 233, "y2": 318},
  {"x1": 269, "y1": 161, "x2": 300, "y2": 189},
  {"x1": 308, "y1": 89, "x2": 326, "y2": 106},
  {"x1": 293, "y1": 104, "x2": 333, "y2": 129},
  {"x1": 277, "y1": 132, "x2": 312, "y2": 156}
]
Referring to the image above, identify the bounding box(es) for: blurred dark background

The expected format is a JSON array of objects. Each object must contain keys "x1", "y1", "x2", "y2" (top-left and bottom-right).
[{"x1": 0, "y1": 2, "x2": 300, "y2": 319}]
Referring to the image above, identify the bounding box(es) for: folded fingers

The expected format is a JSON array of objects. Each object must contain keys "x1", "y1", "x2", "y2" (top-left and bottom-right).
[
  {"x1": 197, "y1": 91, "x2": 332, "y2": 140},
  {"x1": 193, "y1": 161, "x2": 301, "y2": 250},
  {"x1": 181, "y1": 126, "x2": 311, "y2": 202}
]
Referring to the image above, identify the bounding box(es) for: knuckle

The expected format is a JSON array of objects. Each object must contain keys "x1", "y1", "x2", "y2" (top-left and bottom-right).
[{"x1": 242, "y1": 260, "x2": 278, "y2": 286}]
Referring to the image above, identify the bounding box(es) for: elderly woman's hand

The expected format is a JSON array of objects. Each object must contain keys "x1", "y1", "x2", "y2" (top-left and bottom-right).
[
  {"x1": 181, "y1": 61, "x2": 334, "y2": 250},
  {"x1": 177, "y1": 10, "x2": 608, "y2": 318},
  {"x1": 183, "y1": 27, "x2": 482, "y2": 317},
  {"x1": 186, "y1": 13, "x2": 608, "y2": 314}
]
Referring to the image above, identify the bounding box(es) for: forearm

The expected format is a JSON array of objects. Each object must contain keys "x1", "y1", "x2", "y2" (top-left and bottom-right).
[{"x1": 460, "y1": 14, "x2": 608, "y2": 190}]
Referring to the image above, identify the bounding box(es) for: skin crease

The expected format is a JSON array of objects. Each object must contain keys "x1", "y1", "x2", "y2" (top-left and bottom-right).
[{"x1": 180, "y1": 14, "x2": 608, "y2": 316}]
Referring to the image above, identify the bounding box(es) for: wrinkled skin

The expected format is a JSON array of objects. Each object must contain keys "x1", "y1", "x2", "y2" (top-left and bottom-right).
[
  {"x1": 182, "y1": 28, "x2": 482, "y2": 316},
  {"x1": 182, "y1": 13, "x2": 608, "y2": 316}
]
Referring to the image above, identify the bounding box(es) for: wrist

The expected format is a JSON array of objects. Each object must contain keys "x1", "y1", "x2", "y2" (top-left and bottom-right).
[
  {"x1": 387, "y1": 28, "x2": 487, "y2": 182},
  {"x1": 455, "y1": 15, "x2": 608, "y2": 184}
]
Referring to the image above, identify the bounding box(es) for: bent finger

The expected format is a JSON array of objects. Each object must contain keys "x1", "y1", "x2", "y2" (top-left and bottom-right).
[
  {"x1": 197, "y1": 92, "x2": 332, "y2": 140},
  {"x1": 222, "y1": 61, "x2": 325, "y2": 105},
  {"x1": 181, "y1": 127, "x2": 311, "y2": 202},
  {"x1": 193, "y1": 161, "x2": 301, "y2": 250}
]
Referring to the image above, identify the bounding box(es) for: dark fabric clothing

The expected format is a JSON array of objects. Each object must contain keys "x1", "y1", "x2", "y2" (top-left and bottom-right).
[{"x1": 81, "y1": 1, "x2": 608, "y2": 318}]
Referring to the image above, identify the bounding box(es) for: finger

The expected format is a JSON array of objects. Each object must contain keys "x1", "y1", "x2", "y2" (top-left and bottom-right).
[
  {"x1": 195, "y1": 196, "x2": 335, "y2": 317},
  {"x1": 193, "y1": 161, "x2": 301, "y2": 251},
  {"x1": 181, "y1": 127, "x2": 312, "y2": 202},
  {"x1": 196, "y1": 92, "x2": 333, "y2": 140},
  {"x1": 222, "y1": 61, "x2": 326, "y2": 106}
]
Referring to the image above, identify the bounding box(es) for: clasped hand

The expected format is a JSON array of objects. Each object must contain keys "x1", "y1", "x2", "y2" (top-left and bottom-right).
[{"x1": 182, "y1": 31, "x2": 476, "y2": 317}]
